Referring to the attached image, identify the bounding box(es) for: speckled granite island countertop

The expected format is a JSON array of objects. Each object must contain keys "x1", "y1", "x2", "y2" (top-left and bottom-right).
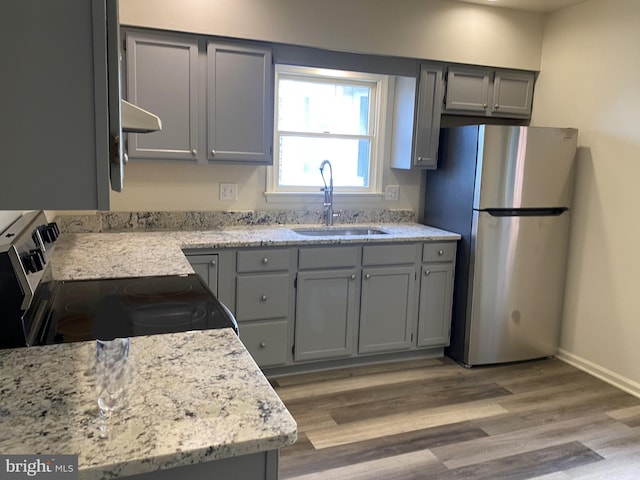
[
  {"x1": 50, "y1": 223, "x2": 460, "y2": 280},
  {"x1": 0, "y1": 329, "x2": 297, "y2": 479}
]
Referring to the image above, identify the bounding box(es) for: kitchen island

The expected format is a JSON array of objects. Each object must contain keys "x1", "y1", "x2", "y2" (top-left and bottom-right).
[{"x1": 0, "y1": 329, "x2": 297, "y2": 480}]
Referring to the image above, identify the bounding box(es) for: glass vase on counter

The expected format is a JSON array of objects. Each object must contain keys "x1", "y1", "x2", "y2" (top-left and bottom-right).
[{"x1": 95, "y1": 337, "x2": 131, "y2": 430}]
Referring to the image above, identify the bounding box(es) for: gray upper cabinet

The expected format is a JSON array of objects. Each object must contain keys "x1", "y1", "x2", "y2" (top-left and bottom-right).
[
  {"x1": 1, "y1": 0, "x2": 114, "y2": 210},
  {"x1": 444, "y1": 66, "x2": 492, "y2": 113},
  {"x1": 491, "y1": 70, "x2": 535, "y2": 117},
  {"x1": 207, "y1": 43, "x2": 273, "y2": 164},
  {"x1": 444, "y1": 66, "x2": 535, "y2": 119},
  {"x1": 413, "y1": 63, "x2": 445, "y2": 169},
  {"x1": 126, "y1": 31, "x2": 201, "y2": 161}
]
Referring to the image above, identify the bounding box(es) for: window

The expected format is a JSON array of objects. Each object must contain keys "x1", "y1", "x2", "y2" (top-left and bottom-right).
[{"x1": 268, "y1": 65, "x2": 388, "y2": 196}]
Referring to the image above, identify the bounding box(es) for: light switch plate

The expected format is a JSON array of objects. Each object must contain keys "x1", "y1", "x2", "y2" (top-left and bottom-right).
[
  {"x1": 219, "y1": 183, "x2": 237, "y2": 201},
  {"x1": 385, "y1": 185, "x2": 400, "y2": 201}
]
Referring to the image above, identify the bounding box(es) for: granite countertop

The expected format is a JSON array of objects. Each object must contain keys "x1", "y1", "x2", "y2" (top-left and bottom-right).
[
  {"x1": 0, "y1": 329, "x2": 297, "y2": 480},
  {"x1": 51, "y1": 223, "x2": 460, "y2": 281}
]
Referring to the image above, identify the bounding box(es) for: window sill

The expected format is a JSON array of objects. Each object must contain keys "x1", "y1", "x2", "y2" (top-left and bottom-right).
[{"x1": 264, "y1": 191, "x2": 386, "y2": 205}]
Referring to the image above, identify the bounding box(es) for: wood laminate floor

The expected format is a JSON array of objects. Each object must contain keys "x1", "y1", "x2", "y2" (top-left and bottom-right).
[{"x1": 271, "y1": 357, "x2": 640, "y2": 479}]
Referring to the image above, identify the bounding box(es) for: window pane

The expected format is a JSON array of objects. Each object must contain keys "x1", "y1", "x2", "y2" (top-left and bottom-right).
[
  {"x1": 278, "y1": 78, "x2": 370, "y2": 135},
  {"x1": 279, "y1": 136, "x2": 370, "y2": 188}
]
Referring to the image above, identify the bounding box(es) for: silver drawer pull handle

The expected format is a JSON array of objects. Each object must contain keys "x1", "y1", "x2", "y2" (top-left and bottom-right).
[
  {"x1": 210, "y1": 149, "x2": 216, "y2": 156},
  {"x1": 438, "y1": 250, "x2": 444, "y2": 256},
  {"x1": 425, "y1": 270, "x2": 431, "y2": 276},
  {"x1": 260, "y1": 295, "x2": 268, "y2": 302},
  {"x1": 262, "y1": 257, "x2": 269, "y2": 264},
  {"x1": 191, "y1": 149, "x2": 197, "y2": 156},
  {"x1": 259, "y1": 342, "x2": 266, "y2": 349}
]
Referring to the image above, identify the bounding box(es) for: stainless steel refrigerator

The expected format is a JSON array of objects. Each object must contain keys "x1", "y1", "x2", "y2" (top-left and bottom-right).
[{"x1": 423, "y1": 125, "x2": 578, "y2": 367}]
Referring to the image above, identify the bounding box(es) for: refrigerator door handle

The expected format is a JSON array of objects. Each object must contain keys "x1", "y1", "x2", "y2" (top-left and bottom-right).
[{"x1": 483, "y1": 207, "x2": 567, "y2": 217}]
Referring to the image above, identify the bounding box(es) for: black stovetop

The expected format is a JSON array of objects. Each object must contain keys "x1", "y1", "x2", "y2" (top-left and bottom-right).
[{"x1": 34, "y1": 274, "x2": 237, "y2": 345}]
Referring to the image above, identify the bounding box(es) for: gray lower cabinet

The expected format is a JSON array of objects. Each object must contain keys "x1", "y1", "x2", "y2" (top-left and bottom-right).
[
  {"x1": 294, "y1": 269, "x2": 358, "y2": 362},
  {"x1": 186, "y1": 240, "x2": 456, "y2": 369},
  {"x1": 186, "y1": 253, "x2": 218, "y2": 296},
  {"x1": 125, "y1": 31, "x2": 201, "y2": 161},
  {"x1": 444, "y1": 65, "x2": 535, "y2": 119},
  {"x1": 358, "y1": 265, "x2": 415, "y2": 354},
  {"x1": 234, "y1": 249, "x2": 292, "y2": 367},
  {"x1": 417, "y1": 244, "x2": 456, "y2": 347}
]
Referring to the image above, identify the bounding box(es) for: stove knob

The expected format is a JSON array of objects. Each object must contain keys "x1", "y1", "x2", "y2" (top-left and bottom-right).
[
  {"x1": 21, "y1": 252, "x2": 41, "y2": 273},
  {"x1": 31, "y1": 247, "x2": 46, "y2": 266},
  {"x1": 38, "y1": 224, "x2": 59, "y2": 243}
]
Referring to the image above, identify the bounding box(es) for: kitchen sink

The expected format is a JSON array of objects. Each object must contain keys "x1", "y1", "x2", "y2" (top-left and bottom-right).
[{"x1": 292, "y1": 227, "x2": 389, "y2": 237}]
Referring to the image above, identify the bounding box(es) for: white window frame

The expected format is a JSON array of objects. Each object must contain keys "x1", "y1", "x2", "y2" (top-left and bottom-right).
[{"x1": 266, "y1": 65, "x2": 389, "y2": 204}]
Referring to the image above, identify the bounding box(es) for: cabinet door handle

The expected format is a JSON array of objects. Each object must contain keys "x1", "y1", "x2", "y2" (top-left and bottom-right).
[
  {"x1": 262, "y1": 257, "x2": 269, "y2": 264},
  {"x1": 210, "y1": 149, "x2": 216, "y2": 156},
  {"x1": 438, "y1": 250, "x2": 444, "y2": 256},
  {"x1": 211, "y1": 260, "x2": 216, "y2": 266},
  {"x1": 417, "y1": 156, "x2": 422, "y2": 162},
  {"x1": 259, "y1": 342, "x2": 266, "y2": 349},
  {"x1": 260, "y1": 295, "x2": 268, "y2": 302},
  {"x1": 483, "y1": 103, "x2": 488, "y2": 108},
  {"x1": 494, "y1": 104, "x2": 499, "y2": 109},
  {"x1": 191, "y1": 149, "x2": 197, "y2": 156},
  {"x1": 350, "y1": 274, "x2": 356, "y2": 280},
  {"x1": 424, "y1": 270, "x2": 431, "y2": 276},
  {"x1": 365, "y1": 274, "x2": 371, "y2": 279}
]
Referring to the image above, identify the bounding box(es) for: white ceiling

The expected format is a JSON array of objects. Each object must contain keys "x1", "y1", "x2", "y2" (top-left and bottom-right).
[{"x1": 452, "y1": 0, "x2": 587, "y2": 13}]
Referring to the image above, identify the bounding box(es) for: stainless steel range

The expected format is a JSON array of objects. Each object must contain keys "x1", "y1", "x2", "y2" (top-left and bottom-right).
[{"x1": 0, "y1": 211, "x2": 237, "y2": 349}]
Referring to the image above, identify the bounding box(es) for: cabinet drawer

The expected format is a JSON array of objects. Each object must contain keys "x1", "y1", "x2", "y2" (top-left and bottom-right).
[
  {"x1": 236, "y1": 249, "x2": 290, "y2": 273},
  {"x1": 298, "y1": 246, "x2": 359, "y2": 270},
  {"x1": 239, "y1": 320, "x2": 288, "y2": 366},
  {"x1": 422, "y1": 242, "x2": 456, "y2": 263},
  {"x1": 236, "y1": 273, "x2": 289, "y2": 321},
  {"x1": 362, "y1": 244, "x2": 418, "y2": 266}
]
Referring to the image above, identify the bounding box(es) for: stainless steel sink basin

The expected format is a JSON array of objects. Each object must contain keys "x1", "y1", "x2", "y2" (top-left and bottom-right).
[{"x1": 292, "y1": 227, "x2": 388, "y2": 237}]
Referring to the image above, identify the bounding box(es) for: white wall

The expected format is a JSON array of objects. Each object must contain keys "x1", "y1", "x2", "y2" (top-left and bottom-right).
[
  {"x1": 532, "y1": 0, "x2": 640, "y2": 393},
  {"x1": 110, "y1": 0, "x2": 545, "y2": 213}
]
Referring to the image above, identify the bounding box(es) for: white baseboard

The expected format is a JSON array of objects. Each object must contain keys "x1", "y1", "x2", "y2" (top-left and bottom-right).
[{"x1": 557, "y1": 348, "x2": 640, "y2": 399}]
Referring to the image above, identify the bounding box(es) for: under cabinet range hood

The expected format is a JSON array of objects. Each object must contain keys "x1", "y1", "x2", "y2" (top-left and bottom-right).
[
  {"x1": 106, "y1": 0, "x2": 162, "y2": 193},
  {"x1": 121, "y1": 100, "x2": 162, "y2": 133}
]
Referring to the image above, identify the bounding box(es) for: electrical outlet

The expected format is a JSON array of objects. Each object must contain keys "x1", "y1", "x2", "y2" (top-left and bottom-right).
[
  {"x1": 219, "y1": 183, "x2": 237, "y2": 201},
  {"x1": 385, "y1": 185, "x2": 400, "y2": 201}
]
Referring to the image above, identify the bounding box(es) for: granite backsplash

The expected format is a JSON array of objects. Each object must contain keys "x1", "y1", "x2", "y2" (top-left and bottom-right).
[{"x1": 56, "y1": 209, "x2": 417, "y2": 233}]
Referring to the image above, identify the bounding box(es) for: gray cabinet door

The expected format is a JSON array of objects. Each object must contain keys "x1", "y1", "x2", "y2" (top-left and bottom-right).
[
  {"x1": 491, "y1": 70, "x2": 535, "y2": 118},
  {"x1": 413, "y1": 63, "x2": 444, "y2": 169},
  {"x1": 186, "y1": 254, "x2": 218, "y2": 296},
  {"x1": 294, "y1": 269, "x2": 357, "y2": 362},
  {"x1": 126, "y1": 31, "x2": 201, "y2": 161},
  {"x1": 358, "y1": 266, "x2": 415, "y2": 354},
  {"x1": 207, "y1": 43, "x2": 273, "y2": 164},
  {"x1": 417, "y1": 263, "x2": 454, "y2": 347},
  {"x1": 0, "y1": 0, "x2": 112, "y2": 210},
  {"x1": 444, "y1": 66, "x2": 491, "y2": 114}
]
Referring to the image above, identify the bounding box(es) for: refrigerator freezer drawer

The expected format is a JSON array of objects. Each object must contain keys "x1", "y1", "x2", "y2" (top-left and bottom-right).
[{"x1": 467, "y1": 210, "x2": 571, "y2": 365}]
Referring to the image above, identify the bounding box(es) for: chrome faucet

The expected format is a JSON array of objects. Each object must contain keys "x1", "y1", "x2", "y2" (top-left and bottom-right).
[{"x1": 319, "y1": 160, "x2": 335, "y2": 226}]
